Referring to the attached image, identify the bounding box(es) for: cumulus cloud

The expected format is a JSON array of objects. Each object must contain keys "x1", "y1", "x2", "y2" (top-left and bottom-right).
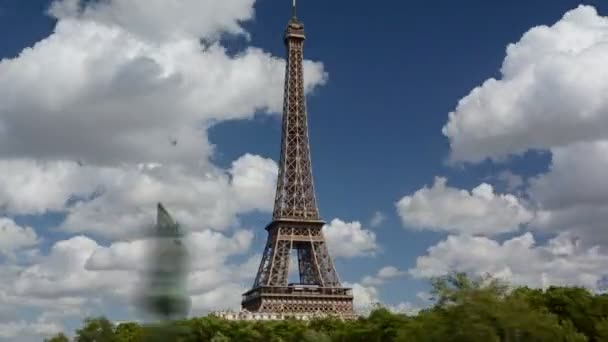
[
  {"x1": 0, "y1": 154, "x2": 276, "y2": 240},
  {"x1": 0, "y1": 0, "x2": 321, "y2": 242},
  {"x1": 0, "y1": 19, "x2": 326, "y2": 167},
  {"x1": 529, "y1": 142, "x2": 608, "y2": 210},
  {"x1": 323, "y1": 219, "x2": 378, "y2": 258},
  {"x1": 0, "y1": 0, "x2": 325, "y2": 240},
  {"x1": 396, "y1": 177, "x2": 532, "y2": 236},
  {"x1": 0, "y1": 317, "x2": 63, "y2": 342},
  {"x1": 0, "y1": 160, "x2": 98, "y2": 215},
  {"x1": 0, "y1": 0, "x2": 337, "y2": 333},
  {"x1": 361, "y1": 266, "x2": 407, "y2": 286},
  {"x1": 369, "y1": 211, "x2": 386, "y2": 228},
  {"x1": 0, "y1": 218, "x2": 39, "y2": 258},
  {"x1": 343, "y1": 282, "x2": 380, "y2": 314},
  {"x1": 57, "y1": 154, "x2": 276, "y2": 240},
  {"x1": 13, "y1": 236, "x2": 130, "y2": 300},
  {"x1": 443, "y1": 5, "x2": 608, "y2": 163},
  {"x1": 435, "y1": 3, "x2": 608, "y2": 278},
  {"x1": 388, "y1": 302, "x2": 421, "y2": 316},
  {"x1": 86, "y1": 229, "x2": 253, "y2": 272},
  {"x1": 50, "y1": 0, "x2": 256, "y2": 42},
  {"x1": 410, "y1": 232, "x2": 608, "y2": 292},
  {"x1": 3, "y1": 226, "x2": 257, "y2": 324},
  {"x1": 495, "y1": 170, "x2": 524, "y2": 192},
  {"x1": 527, "y1": 141, "x2": 608, "y2": 245}
]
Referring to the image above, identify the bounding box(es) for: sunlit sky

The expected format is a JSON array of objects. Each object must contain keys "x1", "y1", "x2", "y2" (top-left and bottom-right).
[{"x1": 2, "y1": 0, "x2": 608, "y2": 340}]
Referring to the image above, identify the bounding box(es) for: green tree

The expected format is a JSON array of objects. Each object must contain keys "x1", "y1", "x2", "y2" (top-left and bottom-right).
[
  {"x1": 115, "y1": 322, "x2": 143, "y2": 342},
  {"x1": 44, "y1": 333, "x2": 70, "y2": 342},
  {"x1": 403, "y1": 272, "x2": 587, "y2": 342},
  {"x1": 74, "y1": 317, "x2": 117, "y2": 342},
  {"x1": 301, "y1": 329, "x2": 331, "y2": 342},
  {"x1": 210, "y1": 331, "x2": 231, "y2": 342},
  {"x1": 46, "y1": 273, "x2": 608, "y2": 342}
]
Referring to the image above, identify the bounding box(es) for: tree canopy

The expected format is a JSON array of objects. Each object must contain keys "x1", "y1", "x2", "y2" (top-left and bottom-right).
[{"x1": 45, "y1": 273, "x2": 608, "y2": 342}]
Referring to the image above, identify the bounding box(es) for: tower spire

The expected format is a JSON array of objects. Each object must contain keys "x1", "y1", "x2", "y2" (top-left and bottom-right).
[
  {"x1": 292, "y1": 0, "x2": 297, "y2": 18},
  {"x1": 241, "y1": 1, "x2": 354, "y2": 319},
  {"x1": 274, "y1": 0, "x2": 313, "y2": 220}
]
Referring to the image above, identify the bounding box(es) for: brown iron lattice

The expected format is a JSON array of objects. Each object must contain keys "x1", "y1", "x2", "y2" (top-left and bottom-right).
[{"x1": 241, "y1": 9, "x2": 354, "y2": 318}]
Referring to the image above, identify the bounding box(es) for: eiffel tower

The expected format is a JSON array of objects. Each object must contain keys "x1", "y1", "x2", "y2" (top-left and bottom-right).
[{"x1": 241, "y1": 1, "x2": 354, "y2": 317}]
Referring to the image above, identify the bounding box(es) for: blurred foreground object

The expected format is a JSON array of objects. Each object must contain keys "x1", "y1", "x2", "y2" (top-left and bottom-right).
[{"x1": 138, "y1": 203, "x2": 191, "y2": 322}]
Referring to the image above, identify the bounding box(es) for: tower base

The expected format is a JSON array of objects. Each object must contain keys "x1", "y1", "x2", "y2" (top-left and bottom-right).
[{"x1": 241, "y1": 285, "x2": 355, "y2": 318}]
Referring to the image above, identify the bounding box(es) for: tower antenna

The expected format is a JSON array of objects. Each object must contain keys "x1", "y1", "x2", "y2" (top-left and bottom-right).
[{"x1": 240, "y1": 0, "x2": 354, "y2": 320}]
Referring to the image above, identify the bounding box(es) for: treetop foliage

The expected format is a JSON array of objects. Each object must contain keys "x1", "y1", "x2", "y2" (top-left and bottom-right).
[{"x1": 45, "y1": 273, "x2": 608, "y2": 342}]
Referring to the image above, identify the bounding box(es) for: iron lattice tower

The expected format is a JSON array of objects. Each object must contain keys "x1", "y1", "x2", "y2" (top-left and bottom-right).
[{"x1": 241, "y1": 2, "x2": 354, "y2": 317}]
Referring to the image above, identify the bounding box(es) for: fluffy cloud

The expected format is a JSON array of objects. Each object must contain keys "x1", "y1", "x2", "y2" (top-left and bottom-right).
[
  {"x1": 527, "y1": 141, "x2": 608, "y2": 245},
  {"x1": 230, "y1": 154, "x2": 278, "y2": 212},
  {"x1": 369, "y1": 211, "x2": 386, "y2": 228},
  {"x1": 0, "y1": 317, "x2": 63, "y2": 342},
  {"x1": 191, "y1": 283, "x2": 248, "y2": 314},
  {"x1": 0, "y1": 0, "x2": 356, "y2": 334},
  {"x1": 361, "y1": 266, "x2": 406, "y2": 286},
  {"x1": 434, "y1": 4, "x2": 608, "y2": 294},
  {"x1": 0, "y1": 218, "x2": 39, "y2": 258},
  {"x1": 13, "y1": 236, "x2": 129, "y2": 300},
  {"x1": 396, "y1": 177, "x2": 532, "y2": 236},
  {"x1": 495, "y1": 170, "x2": 524, "y2": 192},
  {"x1": 3, "y1": 226, "x2": 257, "y2": 326},
  {"x1": 58, "y1": 154, "x2": 276, "y2": 240},
  {"x1": 323, "y1": 219, "x2": 378, "y2": 258},
  {"x1": 0, "y1": 0, "x2": 325, "y2": 235},
  {"x1": 443, "y1": 5, "x2": 608, "y2": 163},
  {"x1": 50, "y1": 0, "x2": 256, "y2": 42},
  {"x1": 0, "y1": 19, "x2": 325, "y2": 167},
  {"x1": 0, "y1": 160, "x2": 96, "y2": 215},
  {"x1": 530, "y1": 142, "x2": 608, "y2": 210},
  {"x1": 343, "y1": 282, "x2": 380, "y2": 314},
  {"x1": 388, "y1": 302, "x2": 421, "y2": 316},
  {"x1": 410, "y1": 232, "x2": 608, "y2": 292},
  {"x1": 86, "y1": 229, "x2": 253, "y2": 272},
  {"x1": 0, "y1": 154, "x2": 276, "y2": 240}
]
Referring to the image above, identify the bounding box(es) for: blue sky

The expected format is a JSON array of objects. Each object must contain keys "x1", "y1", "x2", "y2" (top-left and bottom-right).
[{"x1": 3, "y1": 0, "x2": 608, "y2": 340}]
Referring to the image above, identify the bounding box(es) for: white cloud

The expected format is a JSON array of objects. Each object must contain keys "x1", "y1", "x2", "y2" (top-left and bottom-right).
[
  {"x1": 13, "y1": 236, "x2": 129, "y2": 300},
  {"x1": 369, "y1": 211, "x2": 386, "y2": 228},
  {"x1": 529, "y1": 141, "x2": 608, "y2": 209},
  {"x1": 0, "y1": 218, "x2": 39, "y2": 258},
  {"x1": 0, "y1": 317, "x2": 63, "y2": 342},
  {"x1": 504, "y1": 141, "x2": 608, "y2": 246},
  {"x1": 378, "y1": 266, "x2": 404, "y2": 278},
  {"x1": 0, "y1": 19, "x2": 325, "y2": 167},
  {"x1": 50, "y1": 0, "x2": 256, "y2": 42},
  {"x1": 416, "y1": 291, "x2": 432, "y2": 302},
  {"x1": 343, "y1": 282, "x2": 380, "y2": 314},
  {"x1": 323, "y1": 219, "x2": 378, "y2": 258},
  {"x1": 361, "y1": 266, "x2": 406, "y2": 286},
  {"x1": 230, "y1": 154, "x2": 278, "y2": 212},
  {"x1": 0, "y1": 160, "x2": 98, "y2": 215},
  {"x1": 0, "y1": 0, "x2": 328, "y2": 334},
  {"x1": 410, "y1": 232, "x2": 608, "y2": 292},
  {"x1": 495, "y1": 170, "x2": 524, "y2": 192},
  {"x1": 388, "y1": 302, "x2": 421, "y2": 316},
  {"x1": 0, "y1": 0, "x2": 317, "y2": 244},
  {"x1": 3, "y1": 227, "x2": 257, "y2": 325},
  {"x1": 191, "y1": 283, "x2": 248, "y2": 314},
  {"x1": 0, "y1": 154, "x2": 276, "y2": 241},
  {"x1": 86, "y1": 229, "x2": 253, "y2": 272},
  {"x1": 396, "y1": 177, "x2": 532, "y2": 236},
  {"x1": 443, "y1": 5, "x2": 608, "y2": 163},
  {"x1": 434, "y1": 3, "x2": 608, "y2": 275}
]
